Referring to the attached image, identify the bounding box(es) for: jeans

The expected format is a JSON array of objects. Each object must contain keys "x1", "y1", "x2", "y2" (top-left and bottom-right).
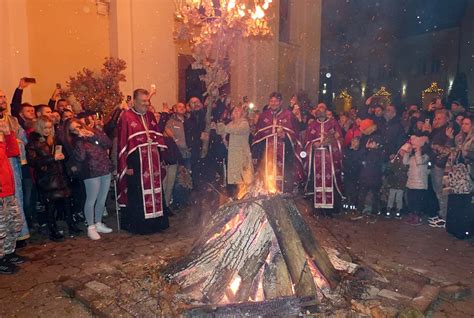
[
  {"x1": 432, "y1": 166, "x2": 448, "y2": 219},
  {"x1": 163, "y1": 164, "x2": 178, "y2": 206},
  {"x1": 83, "y1": 174, "x2": 111, "y2": 226},
  {"x1": 9, "y1": 158, "x2": 29, "y2": 240},
  {"x1": 387, "y1": 188, "x2": 404, "y2": 210},
  {"x1": 22, "y1": 178, "x2": 37, "y2": 224}
]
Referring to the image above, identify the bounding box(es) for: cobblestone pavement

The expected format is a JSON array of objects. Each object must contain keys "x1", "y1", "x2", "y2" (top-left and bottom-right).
[
  {"x1": 0, "y1": 200, "x2": 472, "y2": 317},
  {"x1": 312, "y1": 214, "x2": 474, "y2": 318}
]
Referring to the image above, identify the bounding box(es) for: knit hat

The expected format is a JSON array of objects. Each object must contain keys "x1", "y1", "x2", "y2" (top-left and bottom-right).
[{"x1": 359, "y1": 118, "x2": 377, "y2": 135}]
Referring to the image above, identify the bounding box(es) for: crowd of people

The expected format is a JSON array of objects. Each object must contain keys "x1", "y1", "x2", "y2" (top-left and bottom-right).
[{"x1": 0, "y1": 77, "x2": 473, "y2": 276}]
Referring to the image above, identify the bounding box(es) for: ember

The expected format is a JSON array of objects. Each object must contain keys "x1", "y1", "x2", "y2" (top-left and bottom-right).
[{"x1": 162, "y1": 194, "x2": 340, "y2": 306}]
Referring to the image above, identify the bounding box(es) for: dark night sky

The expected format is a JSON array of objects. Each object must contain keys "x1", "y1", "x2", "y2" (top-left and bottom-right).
[{"x1": 321, "y1": 0, "x2": 469, "y2": 57}]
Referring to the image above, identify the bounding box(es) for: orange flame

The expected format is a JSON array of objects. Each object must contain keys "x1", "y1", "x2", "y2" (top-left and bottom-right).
[
  {"x1": 229, "y1": 275, "x2": 241, "y2": 295},
  {"x1": 265, "y1": 174, "x2": 277, "y2": 194},
  {"x1": 306, "y1": 256, "x2": 330, "y2": 290},
  {"x1": 236, "y1": 183, "x2": 249, "y2": 200},
  {"x1": 207, "y1": 210, "x2": 245, "y2": 243}
]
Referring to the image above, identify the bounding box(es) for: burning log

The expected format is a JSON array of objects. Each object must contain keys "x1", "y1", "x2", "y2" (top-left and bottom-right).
[{"x1": 162, "y1": 194, "x2": 340, "y2": 305}]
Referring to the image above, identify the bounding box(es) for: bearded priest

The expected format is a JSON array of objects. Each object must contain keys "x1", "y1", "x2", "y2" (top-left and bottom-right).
[
  {"x1": 303, "y1": 103, "x2": 344, "y2": 213},
  {"x1": 252, "y1": 92, "x2": 303, "y2": 193},
  {"x1": 117, "y1": 89, "x2": 169, "y2": 234}
]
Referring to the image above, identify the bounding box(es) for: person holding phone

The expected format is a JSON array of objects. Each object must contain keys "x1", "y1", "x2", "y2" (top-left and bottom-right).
[
  {"x1": 26, "y1": 116, "x2": 81, "y2": 241},
  {"x1": 64, "y1": 119, "x2": 113, "y2": 240},
  {"x1": 428, "y1": 109, "x2": 455, "y2": 228}
]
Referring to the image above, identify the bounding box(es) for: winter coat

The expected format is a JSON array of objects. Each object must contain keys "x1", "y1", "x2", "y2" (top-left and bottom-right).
[
  {"x1": 455, "y1": 129, "x2": 474, "y2": 163},
  {"x1": 344, "y1": 124, "x2": 361, "y2": 147},
  {"x1": 26, "y1": 132, "x2": 71, "y2": 200},
  {"x1": 385, "y1": 154, "x2": 408, "y2": 189},
  {"x1": 72, "y1": 129, "x2": 113, "y2": 180},
  {"x1": 166, "y1": 114, "x2": 191, "y2": 159},
  {"x1": 0, "y1": 133, "x2": 19, "y2": 198},
  {"x1": 403, "y1": 150, "x2": 430, "y2": 190},
  {"x1": 342, "y1": 148, "x2": 362, "y2": 182},
  {"x1": 185, "y1": 109, "x2": 207, "y2": 160},
  {"x1": 454, "y1": 128, "x2": 474, "y2": 182},
  {"x1": 430, "y1": 125, "x2": 454, "y2": 168},
  {"x1": 225, "y1": 118, "x2": 253, "y2": 185},
  {"x1": 383, "y1": 118, "x2": 407, "y2": 159},
  {"x1": 160, "y1": 136, "x2": 183, "y2": 166},
  {"x1": 359, "y1": 132, "x2": 384, "y2": 187}
]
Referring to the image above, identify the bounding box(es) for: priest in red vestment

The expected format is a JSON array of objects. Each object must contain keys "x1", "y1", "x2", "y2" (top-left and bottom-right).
[
  {"x1": 252, "y1": 92, "x2": 303, "y2": 193},
  {"x1": 117, "y1": 89, "x2": 169, "y2": 234},
  {"x1": 303, "y1": 103, "x2": 344, "y2": 210}
]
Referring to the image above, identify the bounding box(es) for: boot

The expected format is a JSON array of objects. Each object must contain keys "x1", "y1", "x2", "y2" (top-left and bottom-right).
[
  {"x1": 72, "y1": 212, "x2": 85, "y2": 223},
  {"x1": 48, "y1": 224, "x2": 64, "y2": 242},
  {"x1": 0, "y1": 258, "x2": 17, "y2": 275},
  {"x1": 68, "y1": 222, "x2": 82, "y2": 235}
]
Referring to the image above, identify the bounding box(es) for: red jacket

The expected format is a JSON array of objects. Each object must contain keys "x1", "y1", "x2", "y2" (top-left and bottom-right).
[
  {"x1": 344, "y1": 125, "x2": 362, "y2": 147},
  {"x1": 0, "y1": 133, "x2": 20, "y2": 198}
]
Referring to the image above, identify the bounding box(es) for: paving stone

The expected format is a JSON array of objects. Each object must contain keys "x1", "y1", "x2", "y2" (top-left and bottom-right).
[
  {"x1": 85, "y1": 280, "x2": 115, "y2": 297},
  {"x1": 36, "y1": 269, "x2": 61, "y2": 284},
  {"x1": 453, "y1": 299, "x2": 474, "y2": 316},
  {"x1": 75, "y1": 287, "x2": 102, "y2": 310},
  {"x1": 10, "y1": 277, "x2": 39, "y2": 292},
  {"x1": 59, "y1": 265, "x2": 81, "y2": 277},
  {"x1": 99, "y1": 303, "x2": 134, "y2": 318},
  {"x1": 62, "y1": 279, "x2": 83, "y2": 297},
  {"x1": 89, "y1": 297, "x2": 116, "y2": 316},
  {"x1": 0, "y1": 287, "x2": 11, "y2": 300}
]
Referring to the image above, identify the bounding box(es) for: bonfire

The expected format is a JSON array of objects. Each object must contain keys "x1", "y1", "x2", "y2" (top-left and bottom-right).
[{"x1": 162, "y1": 181, "x2": 343, "y2": 315}]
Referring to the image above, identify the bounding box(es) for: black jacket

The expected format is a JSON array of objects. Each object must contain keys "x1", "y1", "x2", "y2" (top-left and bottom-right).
[
  {"x1": 430, "y1": 124, "x2": 454, "y2": 168},
  {"x1": 343, "y1": 148, "x2": 362, "y2": 181},
  {"x1": 359, "y1": 132, "x2": 384, "y2": 187},
  {"x1": 383, "y1": 118, "x2": 407, "y2": 159},
  {"x1": 26, "y1": 132, "x2": 71, "y2": 200}
]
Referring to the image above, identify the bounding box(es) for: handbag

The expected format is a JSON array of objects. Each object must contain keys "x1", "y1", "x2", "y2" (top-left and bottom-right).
[{"x1": 447, "y1": 151, "x2": 473, "y2": 194}]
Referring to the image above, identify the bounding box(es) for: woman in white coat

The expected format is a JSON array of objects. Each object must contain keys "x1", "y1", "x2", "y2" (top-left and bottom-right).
[{"x1": 224, "y1": 106, "x2": 254, "y2": 197}]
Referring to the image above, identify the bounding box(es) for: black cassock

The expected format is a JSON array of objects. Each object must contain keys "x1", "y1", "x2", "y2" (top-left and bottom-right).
[{"x1": 121, "y1": 150, "x2": 170, "y2": 235}]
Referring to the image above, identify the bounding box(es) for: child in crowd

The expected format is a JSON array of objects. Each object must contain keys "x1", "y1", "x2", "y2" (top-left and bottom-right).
[
  {"x1": 403, "y1": 135, "x2": 430, "y2": 226},
  {"x1": 342, "y1": 136, "x2": 362, "y2": 212},
  {"x1": 384, "y1": 149, "x2": 408, "y2": 218}
]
